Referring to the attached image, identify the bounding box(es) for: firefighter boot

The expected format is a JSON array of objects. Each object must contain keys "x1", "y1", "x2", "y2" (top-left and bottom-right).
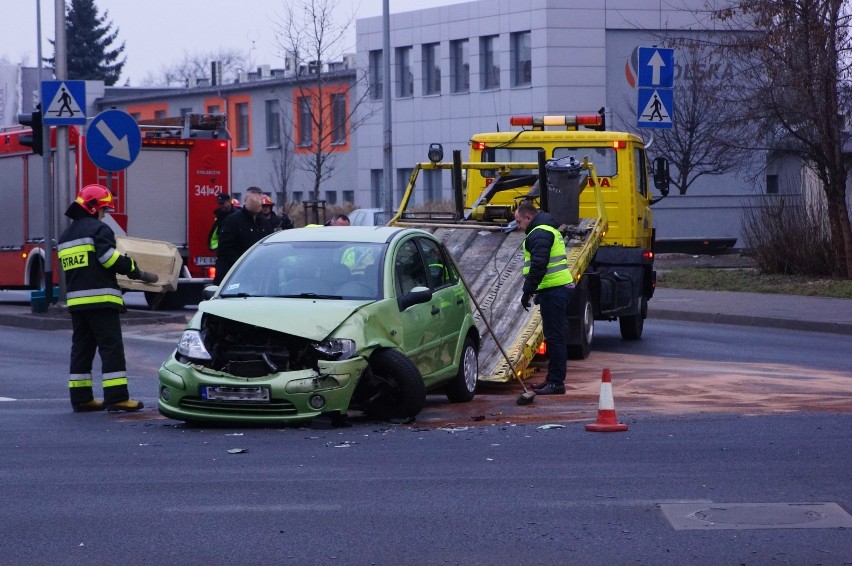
[
  {"x1": 72, "y1": 399, "x2": 105, "y2": 412},
  {"x1": 105, "y1": 399, "x2": 145, "y2": 412}
]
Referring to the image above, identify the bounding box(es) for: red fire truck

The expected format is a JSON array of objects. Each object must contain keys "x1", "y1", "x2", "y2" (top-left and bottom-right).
[{"x1": 0, "y1": 113, "x2": 231, "y2": 308}]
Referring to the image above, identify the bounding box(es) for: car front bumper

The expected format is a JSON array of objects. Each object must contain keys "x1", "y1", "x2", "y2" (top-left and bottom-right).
[{"x1": 157, "y1": 355, "x2": 367, "y2": 424}]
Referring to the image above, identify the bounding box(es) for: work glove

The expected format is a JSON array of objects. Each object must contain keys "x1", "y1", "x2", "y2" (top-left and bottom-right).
[
  {"x1": 128, "y1": 265, "x2": 143, "y2": 280},
  {"x1": 520, "y1": 292, "x2": 532, "y2": 311}
]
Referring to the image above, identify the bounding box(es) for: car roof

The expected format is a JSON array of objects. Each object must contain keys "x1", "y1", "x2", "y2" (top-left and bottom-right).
[{"x1": 263, "y1": 226, "x2": 415, "y2": 245}]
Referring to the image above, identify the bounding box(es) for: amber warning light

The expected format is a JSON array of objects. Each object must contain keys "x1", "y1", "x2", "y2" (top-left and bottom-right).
[{"x1": 510, "y1": 115, "x2": 603, "y2": 128}]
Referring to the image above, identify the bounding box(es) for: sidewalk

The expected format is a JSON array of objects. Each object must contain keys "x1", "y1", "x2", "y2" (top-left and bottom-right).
[{"x1": 0, "y1": 287, "x2": 849, "y2": 334}]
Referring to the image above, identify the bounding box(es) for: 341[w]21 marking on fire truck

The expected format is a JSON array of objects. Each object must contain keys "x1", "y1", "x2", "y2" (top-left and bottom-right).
[
  {"x1": 389, "y1": 109, "x2": 672, "y2": 383},
  {"x1": 0, "y1": 113, "x2": 232, "y2": 309}
]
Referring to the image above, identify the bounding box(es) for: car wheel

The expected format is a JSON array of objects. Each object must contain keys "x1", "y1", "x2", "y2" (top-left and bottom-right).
[
  {"x1": 446, "y1": 336, "x2": 477, "y2": 403},
  {"x1": 619, "y1": 296, "x2": 645, "y2": 340},
  {"x1": 363, "y1": 349, "x2": 426, "y2": 420}
]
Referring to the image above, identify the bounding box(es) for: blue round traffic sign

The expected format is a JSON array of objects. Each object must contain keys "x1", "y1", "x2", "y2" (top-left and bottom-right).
[{"x1": 86, "y1": 109, "x2": 142, "y2": 172}]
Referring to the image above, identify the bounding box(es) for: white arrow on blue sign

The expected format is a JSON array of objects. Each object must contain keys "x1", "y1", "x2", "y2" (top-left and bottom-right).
[
  {"x1": 86, "y1": 110, "x2": 142, "y2": 172},
  {"x1": 638, "y1": 47, "x2": 674, "y2": 88}
]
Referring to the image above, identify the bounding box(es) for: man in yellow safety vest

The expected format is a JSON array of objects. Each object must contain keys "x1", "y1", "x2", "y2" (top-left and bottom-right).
[{"x1": 514, "y1": 201, "x2": 574, "y2": 395}]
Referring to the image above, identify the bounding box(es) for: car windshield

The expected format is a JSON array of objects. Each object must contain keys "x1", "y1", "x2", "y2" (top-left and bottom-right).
[{"x1": 220, "y1": 241, "x2": 385, "y2": 301}]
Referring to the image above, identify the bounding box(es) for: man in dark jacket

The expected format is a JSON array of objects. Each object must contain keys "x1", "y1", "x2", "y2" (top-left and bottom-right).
[
  {"x1": 208, "y1": 193, "x2": 238, "y2": 251},
  {"x1": 214, "y1": 186, "x2": 273, "y2": 284},
  {"x1": 57, "y1": 184, "x2": 147, "y2": 412},
  {"x1": 514, "y1": 201, "x2": 574, "y2": 395}
]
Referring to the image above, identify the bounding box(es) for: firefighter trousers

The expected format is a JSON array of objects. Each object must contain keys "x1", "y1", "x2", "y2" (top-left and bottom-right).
[{"x1": 68, "y1": 309, "x2": 130, "y2": 406}]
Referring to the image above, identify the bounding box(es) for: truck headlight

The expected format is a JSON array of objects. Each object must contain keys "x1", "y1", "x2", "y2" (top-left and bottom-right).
[
  {"x1": 312, "y1": 338, "x2": 356, "y2": 361},
  {"x1": 176, "y1": 330, "x2": 212, "y2": 361}
]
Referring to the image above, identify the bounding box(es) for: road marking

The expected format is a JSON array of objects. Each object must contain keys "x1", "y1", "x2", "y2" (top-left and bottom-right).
[
  {"x1": 163, "y1": 504, "x2": 342, "y2": 513},
  {"x1": 0, "y1": 397, "x2": 16, "y2": 402}
]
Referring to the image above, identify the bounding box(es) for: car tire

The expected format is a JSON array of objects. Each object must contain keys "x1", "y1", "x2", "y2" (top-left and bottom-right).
[
  {"x1": 619, "y1": 295, "x2": 645, "y2": 340},
  {"x1": 445, "y1": 336, "x2": 477, "y2": 403},
  {"x1": 364, "y1": 349, "x2": 426, "y2": 420}
]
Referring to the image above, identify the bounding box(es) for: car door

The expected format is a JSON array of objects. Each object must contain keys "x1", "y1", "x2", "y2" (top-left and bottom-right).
[
  {"x1": 393, "y1": 237, "x2": 442, "y2": 377},
  {"x1": 417, "y1": 236, "x2": 468, "y2": 378}
]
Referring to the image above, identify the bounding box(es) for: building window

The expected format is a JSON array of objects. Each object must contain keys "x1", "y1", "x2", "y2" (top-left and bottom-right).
[
  {"x1": 397, "y1": 168, "x2": 413, "y2": 205},
  {"x1": 422, "y1": 43, "x2": 441, "y2": 95},
  {"x1": 480, "y1": 35, "x2": 500, "y2": 90},
  {"x1": 369, "y1": 50, "x2": 383, "y2": 100},
  {"x1": 130, "y1": 112, "x2": 141, "y2": 120},
  {"x1": 331, "y1": 93, "x2": 347, "y2": 145},
  {"x1": 297, "y1": 96, "x2": 313, "y2": 147},
  {"x1": 206, "y1": 104, "x2": 220, "y2": 114},
  {"x1": 325, "y1": 190, "x2": 338, "y2": 205},
  {"x1": 511, "y1": 31, "x2": 531, "y2": 86},
  {"x1": 766, "y1": 174, "x2": 779, "y2": 194},
  {"x1": 371, "y1": 169, "x2": 384, "y2": 208},
  {"x1": 450, "y1": 39, "x2": 469, "y2": 93},
  {"x1": 154, "y1": 109, "x2": 167, "y2": 119},
  {"x1": 293, "y1": 191, "x2": 303, "y2": 203},
  {"x1": 180, "y1": 107, "x2": 193, "y2": 117},
  {"x1": 424, "y1": 169, "x2": 443, "y2": 202},
  {"x1": 397, "y1": 46, "x2": 413, "y2": 98},
  {"x1": 235, "y1": 102, "x2": 249, "y2": 149},
  {"x1": 265, "y1": 100, "x2": 281, "y2": 148},
  {"x1": 342, "y1": 190, "x2": 354, "y2": 203}
]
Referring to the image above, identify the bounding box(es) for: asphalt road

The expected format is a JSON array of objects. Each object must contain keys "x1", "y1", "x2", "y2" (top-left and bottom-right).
[{"x1": 1, "y1": 321, "x2": 850, "y2": 564}]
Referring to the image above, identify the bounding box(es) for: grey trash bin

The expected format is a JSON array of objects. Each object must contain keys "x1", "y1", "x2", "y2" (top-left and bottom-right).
[{"x1": 545, "y1": 156, "x2": 583, "y2": 226}]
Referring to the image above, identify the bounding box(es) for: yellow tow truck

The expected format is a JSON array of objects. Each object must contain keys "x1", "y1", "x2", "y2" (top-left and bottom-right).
[{"x1": 389, "y1": 112, "x2": 670, "y2": 382}]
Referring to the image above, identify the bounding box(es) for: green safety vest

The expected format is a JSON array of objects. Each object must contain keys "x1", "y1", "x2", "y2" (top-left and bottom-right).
[{"x1": 523, "y1": 225, "x2": 573, "y2": 291}]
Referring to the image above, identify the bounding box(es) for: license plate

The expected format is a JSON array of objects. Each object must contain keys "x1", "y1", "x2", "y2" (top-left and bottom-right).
[
  {"x1": 201, "y1": 385, "x2": 270, "y2": 402},
  {"x1": 195, "y1": 256, "x2": 216, "y2": 266}
]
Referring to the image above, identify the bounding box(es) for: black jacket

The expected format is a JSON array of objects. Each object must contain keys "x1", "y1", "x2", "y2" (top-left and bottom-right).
[
  {"x1": 214, "y1": 207, "x2": 272, "y2": 283},
  {"x1": 208, "y1": 206, "x2": 236, "y2": 249},
  {"x1": 522, "y1": 211, "x2": 561, "y2": 295},
  {"x1": 58, "y1": 203, "x2": 137, "y2": 311}
]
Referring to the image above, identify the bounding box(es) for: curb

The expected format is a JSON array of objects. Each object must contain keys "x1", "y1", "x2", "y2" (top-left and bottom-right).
[
  {"x1": 0, "y1": 310, "x2": 188, "y2": 331},
  {"x1": 648, "y1": 308, "x2": 852, "y2": 336}
]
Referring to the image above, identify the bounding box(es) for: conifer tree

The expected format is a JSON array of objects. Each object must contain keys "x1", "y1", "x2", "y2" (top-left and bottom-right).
[{"x1": 47, "y1": 0, "x2": 126, "y2": 85}]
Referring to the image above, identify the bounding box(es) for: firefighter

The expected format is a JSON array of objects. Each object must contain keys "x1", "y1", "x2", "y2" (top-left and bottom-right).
[
  {"x1": 514, "y1": 201, "x2": 574, "y2": 395},
  {"x1": 57, "y1": 184, "x2": 147, "y2": 412},
  {"x1": 259, "y1": 194, "x2": 283, "y2": 231},
  {"x1": 208, "y1": 193, "x2": 239, "y2": 251},
  {"x1": 214, "y1": 187, "x2": 273, "y2": 284}
]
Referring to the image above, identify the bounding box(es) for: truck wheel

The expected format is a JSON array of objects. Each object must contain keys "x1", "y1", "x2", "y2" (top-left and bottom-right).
[
  {"x1": 446, "y1": 336, "x2": 477, "y2": 403},
  {"x1": 28, "y1": 258, "x2": 45, "y2": 290},
  {"x1": 568, "y1": 289, "x2": 594, "y2": 360},
  {"x1": 363, "y1": 349, "x2": 426, "y2": 420},
  {"x1": 619, "y1": 296, "x2": 646, "y2": 340}
]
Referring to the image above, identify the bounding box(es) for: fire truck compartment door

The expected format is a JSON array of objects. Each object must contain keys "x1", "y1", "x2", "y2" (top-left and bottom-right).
[{"x1": 125, "y1": 149, "x2": 188, "y2": 245}]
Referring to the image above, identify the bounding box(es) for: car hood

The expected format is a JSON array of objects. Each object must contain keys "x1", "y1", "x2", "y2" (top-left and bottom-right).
[{"x1": 198, "y1": 297, "x2": 374, "y2": 341}]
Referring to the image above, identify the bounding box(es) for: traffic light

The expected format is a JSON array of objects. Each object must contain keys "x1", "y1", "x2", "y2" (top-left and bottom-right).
[{"x1": 17, "y1": 106, "x2": 44, "y2": 155}]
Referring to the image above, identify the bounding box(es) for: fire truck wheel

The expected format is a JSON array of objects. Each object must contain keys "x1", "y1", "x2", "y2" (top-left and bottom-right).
[
  {"x1": 359, "y1": 349, "x2": 426, "y2": 420},
  {"x1": 445, "y1": 336, "x2": 478, "y2": 403},
  {"x1": 619, "y1": 296, "x2": 646, "y2": 340},
  {"x1": 145, "y1": 291, "x2": 187, "y2": 310},
  {"x1": 28, "y1": 258, "x2": 45, "y2": 290}
]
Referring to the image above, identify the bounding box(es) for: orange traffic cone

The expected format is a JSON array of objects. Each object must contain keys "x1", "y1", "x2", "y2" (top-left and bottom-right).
[{"x1": 585, "y1": 368, "x2": 628, "y2": 432}]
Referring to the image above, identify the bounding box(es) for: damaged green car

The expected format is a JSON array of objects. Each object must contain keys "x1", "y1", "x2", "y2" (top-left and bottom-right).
[{"x1": 158, "y1": 227, "x2": 479, "y2": 425}]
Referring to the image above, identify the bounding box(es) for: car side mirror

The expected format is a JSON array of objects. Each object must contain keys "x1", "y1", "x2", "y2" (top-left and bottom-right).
[
  {"x1": 652, "y1": 156, "x2": 670, "y2": 197},
  {"x1": 398, "y1": 286, "x2": 433, "y2": 311},
  {"x1": 202, "y1": 285, "x2": 218, "y2": 301}
]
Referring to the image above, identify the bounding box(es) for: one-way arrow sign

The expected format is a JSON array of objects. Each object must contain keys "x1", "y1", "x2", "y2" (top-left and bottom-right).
[
  {"x1": 638, "y1": 47, "x2": 674, "y2": 88},
  {"x1": 86, "y1": 110, "x2": 142, "y2": 172}
]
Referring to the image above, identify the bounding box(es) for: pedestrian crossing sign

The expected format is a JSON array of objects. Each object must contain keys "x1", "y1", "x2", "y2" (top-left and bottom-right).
[
  {"x1": 637, "y1": 87, "x2": 673, "y2": 129},
  {"x1": 42, "y1": 80, "x2": 87, "y2": 125}
]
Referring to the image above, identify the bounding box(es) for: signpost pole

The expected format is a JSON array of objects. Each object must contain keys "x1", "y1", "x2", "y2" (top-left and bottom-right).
[
  {"x1": 53, "y1": 0, "x2": 69, "y2": 304},
  {"x1": 37, "y1": 0, "x2": 55, "y2": 305}
]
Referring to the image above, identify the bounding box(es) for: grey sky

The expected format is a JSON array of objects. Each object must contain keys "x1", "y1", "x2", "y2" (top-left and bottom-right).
[{"x1": 3, "y1": 0, "x2": 466, "y2": 85}]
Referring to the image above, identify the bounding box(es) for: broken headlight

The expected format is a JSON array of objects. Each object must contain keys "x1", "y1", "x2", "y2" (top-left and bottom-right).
[
  {"x1": 311, "y1": 338, "x2": 356, "y2": 361},
  {"x1": 176, "y1": 329, "x2": 212, "y2": 361}
]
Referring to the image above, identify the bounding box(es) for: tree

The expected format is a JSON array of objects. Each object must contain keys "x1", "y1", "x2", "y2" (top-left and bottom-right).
[
  {"x1": 274, "y1": 0, "x2": 374, "y2": 200},
  {"x1": 712, "y1": 0, "x2": 852, "y2": 278},
  {"x1": 47, "y1": 0, "x2": 126, "y2": 86},
  {"x1": 141, "y1": 48, "x2": 249, "y2": 87}
]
